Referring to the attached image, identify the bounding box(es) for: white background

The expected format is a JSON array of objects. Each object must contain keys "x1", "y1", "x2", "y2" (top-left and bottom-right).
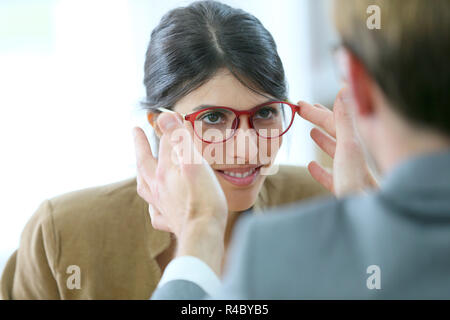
[{"x1": 0, "y1": 0, "x2": 339, "y2": 275}]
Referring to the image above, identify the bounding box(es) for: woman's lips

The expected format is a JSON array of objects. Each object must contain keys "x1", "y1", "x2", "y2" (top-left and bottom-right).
[{"x1": 215, "y1": 166, "x2": 262, "y2": 187}]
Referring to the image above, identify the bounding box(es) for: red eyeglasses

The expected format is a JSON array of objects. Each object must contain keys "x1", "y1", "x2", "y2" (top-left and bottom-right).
[{"x1": 149, "y1": 101, "x2": 300, "y2": 144}]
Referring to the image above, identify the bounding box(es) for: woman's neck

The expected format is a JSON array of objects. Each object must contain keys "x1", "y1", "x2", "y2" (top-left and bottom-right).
[{"x1": 224, "y1": 211, "x2": 241, "y2": 246}]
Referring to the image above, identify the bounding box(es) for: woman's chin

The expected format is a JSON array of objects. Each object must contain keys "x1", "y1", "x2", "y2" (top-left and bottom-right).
[
  {"x1": 223, "y1": 188, "x2": 259, "y2": 212},
  {"x1": 227, "y1": 201, "x2": 255, "y2": 213}
]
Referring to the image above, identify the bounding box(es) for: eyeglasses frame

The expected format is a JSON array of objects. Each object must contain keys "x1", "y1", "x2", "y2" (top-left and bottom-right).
[{"x1": 148, "y1": 100, "x2": 300, "y2": 144}]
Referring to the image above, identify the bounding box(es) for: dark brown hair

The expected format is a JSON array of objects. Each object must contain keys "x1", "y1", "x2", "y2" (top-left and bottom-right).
[{"x1": 142, "y1": 0, "x2": 287, "y2": 111}]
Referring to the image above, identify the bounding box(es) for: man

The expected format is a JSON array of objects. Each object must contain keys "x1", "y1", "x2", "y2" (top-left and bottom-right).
[{"x1": 134, "y1": 0, "x2": 450, "y2": 299}]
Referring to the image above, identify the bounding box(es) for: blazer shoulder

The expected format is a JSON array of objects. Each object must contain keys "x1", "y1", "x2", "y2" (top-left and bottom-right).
[
  {"x1": 49, "y1": 177, "x2": 139, "y2": 210},
  {"x1": 47, "y1": 177, "x2": 145, "y2": 225},
  {"x1": 17, "y1": 177, "x2": 146, "y2": 264},
  {"x1": 44, "y1": 177, "x2": 157, "y2": 260},
  {"x1": 260, "y1": 165, "x2": 330, "y2": 208}
]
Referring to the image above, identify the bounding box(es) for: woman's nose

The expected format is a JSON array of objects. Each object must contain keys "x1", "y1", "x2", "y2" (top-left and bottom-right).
[{"x1": 226, "y1": 124, "x2": 259, "y2": 164}]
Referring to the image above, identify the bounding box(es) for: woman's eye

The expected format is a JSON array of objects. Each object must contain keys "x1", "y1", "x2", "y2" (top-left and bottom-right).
[
  {"x1": 255, "y1": 107, "x2": 276, "y2": 119},
  {"x1": 199, "y1": 112, "x2": 224, "y2": 124}
]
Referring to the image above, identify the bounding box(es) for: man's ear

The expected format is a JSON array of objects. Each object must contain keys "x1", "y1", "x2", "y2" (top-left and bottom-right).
[
  {"x1": 347, "y1": 51, "x2": 375, "y2": 118},
  {"x1": 147, "y1": 112, "x2": 163, "y2": 138}
]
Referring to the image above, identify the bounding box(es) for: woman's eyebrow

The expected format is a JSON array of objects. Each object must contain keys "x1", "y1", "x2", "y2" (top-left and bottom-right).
[
  {"x1": 192, "y1": 100, "x2": 277, "y2": 111},
  {"x1": 192, "y1": 104, "x2": 218, "y2": 111}
]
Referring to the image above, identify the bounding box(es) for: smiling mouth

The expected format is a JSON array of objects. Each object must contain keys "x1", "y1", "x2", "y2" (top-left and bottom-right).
[{"x1": 215, "y1": 165, "x2": 263, "y2": 187}]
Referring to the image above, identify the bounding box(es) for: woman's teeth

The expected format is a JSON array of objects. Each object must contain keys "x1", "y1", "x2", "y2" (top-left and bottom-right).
[{"x1": 223, "y1": 168, "x2": 256, "y2": 178}]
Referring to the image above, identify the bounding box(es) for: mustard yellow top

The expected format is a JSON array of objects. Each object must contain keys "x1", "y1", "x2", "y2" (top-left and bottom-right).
[{"x1": 0, "y1": 165, "x2": 329, "y2": 299}]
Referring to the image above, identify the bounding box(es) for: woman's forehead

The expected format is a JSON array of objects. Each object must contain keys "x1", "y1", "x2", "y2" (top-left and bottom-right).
[{"x1": 174, "y1": 70, "x2": 274, "y2": 113}]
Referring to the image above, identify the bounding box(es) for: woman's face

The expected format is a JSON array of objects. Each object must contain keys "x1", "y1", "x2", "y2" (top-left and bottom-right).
[{"x1": 170, "y1": 69, "x2": 283, "y2": 212}]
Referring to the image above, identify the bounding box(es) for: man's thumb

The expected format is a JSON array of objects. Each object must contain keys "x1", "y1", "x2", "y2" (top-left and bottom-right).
[
  {"x1": 334, "y1": 87, "x2": 356, "y2": 138},
  {"x1": 157, "y1": 112, "x2": 183, "y2": 134}
]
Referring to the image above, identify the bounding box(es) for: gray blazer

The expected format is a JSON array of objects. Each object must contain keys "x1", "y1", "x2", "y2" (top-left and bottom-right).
[{"x1": 153, "y1": 150, "x2": 450, "y2": 299}]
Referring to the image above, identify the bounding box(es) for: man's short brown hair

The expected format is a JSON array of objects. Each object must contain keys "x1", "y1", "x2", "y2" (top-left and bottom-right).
[{"x1": 334, "y1": 0, "x2": 450, "y2": 135}]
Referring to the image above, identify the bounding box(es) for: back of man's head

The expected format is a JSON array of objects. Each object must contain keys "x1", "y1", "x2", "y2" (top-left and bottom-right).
[{"x1": 334, "y1": 0, "x2": 450, "y2": 136}]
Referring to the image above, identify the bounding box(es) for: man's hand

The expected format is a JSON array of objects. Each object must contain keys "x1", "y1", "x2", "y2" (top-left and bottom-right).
[
  {"x1": 297, "y1": 87, "x2": 378, "y2": 197},
  {"x1": 133, "y1": 112, "x2": 228, "y2": 275}
]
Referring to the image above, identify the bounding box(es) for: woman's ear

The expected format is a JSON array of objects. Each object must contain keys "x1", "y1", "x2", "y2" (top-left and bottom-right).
[{"x1": 147, "y1": 112, "x2": 163, "y2": 138}]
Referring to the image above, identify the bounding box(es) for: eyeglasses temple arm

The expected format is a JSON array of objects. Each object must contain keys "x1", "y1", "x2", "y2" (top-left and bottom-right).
[{"x1": 156, "y1": 107, "x2": 186, "y2": 118}]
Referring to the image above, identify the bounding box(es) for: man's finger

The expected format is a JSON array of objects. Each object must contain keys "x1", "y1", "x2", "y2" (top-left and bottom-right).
[
  {"x1": 133, "y1": 127, "x2": 157, "y2": 181},
  {"x1": 310, "y1": 128, "x2": 337, "y2": 158},
  {"x1": 334, "y1": 87, "x2": 357, "y2": 142},
  {"x1": 136, "y1": 174, "x2": 153, "y2": 203},
  {"x1": 158, "y1": 111, "x2": 206, "y2": 172},
  {"x1": 297, "y1": 100, "x2": 336, "y2": 138},
  {"x1": 157, "y1": 112, "x2": 187, "y2": 167},
  {"x1": 307, "y1": 161, "x2": 334, "y2": 193},
  {"x1": 156, "y1": 112, "x2": 189, "y2": 178},
  {"x1": 157, "y1": 112, "x2": 184, "y2": 136},
  {"x1": 313, "y1": 103, "x2": 330, "y2": 111}
]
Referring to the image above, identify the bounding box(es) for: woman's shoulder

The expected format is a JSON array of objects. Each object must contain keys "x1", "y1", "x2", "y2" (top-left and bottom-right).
[
  {"x1": 257, "y1": 165, "x2": 331, "y2": 209},
  {"x1": 48, "y1": 177, "x2": 143, "y2": 222},
  {"x1": 30, "y1": 177, "x2": 147, "y2": 238},
  {"x1": 23, "y1": 177, "x2": 152, "y2": 254},
  {"x1": 42, "y1": 177, "x2": 163, "y2": 249}
]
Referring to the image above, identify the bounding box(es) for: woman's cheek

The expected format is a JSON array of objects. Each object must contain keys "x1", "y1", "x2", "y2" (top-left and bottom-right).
[
  {"x1": 199, "y1": 139, "x2": 232, "y2": 166},
  {"x1": 258, "y1": 136, "x2": 282, "y2": 165},
  {"x1": 197, "y1": 140, "x2": 222, "y2": 165}
]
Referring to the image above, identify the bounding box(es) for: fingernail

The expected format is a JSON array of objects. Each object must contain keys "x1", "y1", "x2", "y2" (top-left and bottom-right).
[{"x1": 158, "y1": 114, "x2": 178, "y2": 132}]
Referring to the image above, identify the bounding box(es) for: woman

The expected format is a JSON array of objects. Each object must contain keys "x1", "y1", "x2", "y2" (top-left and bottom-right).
[{"x1": 1, "y1": 1, "x2": 329, "y2": 299}]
